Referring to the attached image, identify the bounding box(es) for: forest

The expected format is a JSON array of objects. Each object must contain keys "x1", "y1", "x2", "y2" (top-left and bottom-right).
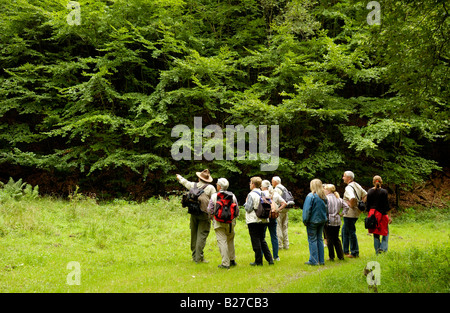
[{"x1": 0, "y1": 0, "x2": 448, "y2": 203}]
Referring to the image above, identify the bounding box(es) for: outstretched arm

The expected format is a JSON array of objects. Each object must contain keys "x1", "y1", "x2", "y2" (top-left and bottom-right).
[{"x1": 176, "y1": 174, "x2": 194, "y2": 190}]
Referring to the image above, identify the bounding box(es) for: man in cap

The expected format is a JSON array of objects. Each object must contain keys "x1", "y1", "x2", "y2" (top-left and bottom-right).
[{"x1": 177, "y1": 169, "x2": 216, "y2": 263}]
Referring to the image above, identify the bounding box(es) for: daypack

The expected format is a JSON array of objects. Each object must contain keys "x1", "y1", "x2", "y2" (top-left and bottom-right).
[
  {"x1": 275, "y1": 185, "x2": 295, "y2": 208},
  {"x1": 181, "y1": 183, "x2": 209, "y2": 215},
  {"x1": 365, "y1": 212, "x2": 378, "y2": 229},
  {"x1": 252, "y1": 190, "x2": 272, "y2": 219},
  {"x1": 214, "y1": 191, "x2": 239, "y2": 224}
]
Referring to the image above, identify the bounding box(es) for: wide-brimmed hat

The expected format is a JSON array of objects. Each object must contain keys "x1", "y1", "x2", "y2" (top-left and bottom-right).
[{"x1": 196, "y1": 169, "x2": 213, "y2": 183}]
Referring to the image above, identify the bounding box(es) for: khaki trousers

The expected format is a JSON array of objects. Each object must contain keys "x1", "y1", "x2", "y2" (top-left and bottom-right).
[
  {"x1": 190, "y1": 212, "x2": 211, "y2": 262},
  {"x1": 213, "y1": 219, "x2": 236, "y2": 267},
  {"x1": 277, "y1": 211, "x2": 289, "y2": 249}
]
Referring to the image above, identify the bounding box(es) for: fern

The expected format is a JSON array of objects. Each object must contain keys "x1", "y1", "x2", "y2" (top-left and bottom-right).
[{"x1": 0, "y1": 177, "x2": 39, "y2": 201}]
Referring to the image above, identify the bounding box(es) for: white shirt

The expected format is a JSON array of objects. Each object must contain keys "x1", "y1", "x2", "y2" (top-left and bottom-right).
[
  {"x1": 243, "y1": 188, "x2": 268, "y2": 224},
  {"x1": 343, "y1": 181, "x2": 367, "y2": 218}
]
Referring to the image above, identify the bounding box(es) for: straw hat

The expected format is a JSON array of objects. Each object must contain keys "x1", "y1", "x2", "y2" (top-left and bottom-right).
[{"x1": 196, "y1": 169, "x2": 213, "y2": 183}]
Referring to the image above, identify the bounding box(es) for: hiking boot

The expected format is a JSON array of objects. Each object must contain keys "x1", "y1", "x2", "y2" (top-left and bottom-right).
[
  {"x1": 196, "y1": 259, "x2": 209, "y2": 264},
  {"x1": 250, "y1": 262, "x2": 263, "y2": 266}
]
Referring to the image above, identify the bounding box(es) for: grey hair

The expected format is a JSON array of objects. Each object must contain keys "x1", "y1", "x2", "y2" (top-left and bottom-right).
[
  {"x1": 261, "y1": 180, "x2": 271, "y2": 188},
  {"x1": 272, "y1": 176, "x2": 281, "y2": 184},
  {"x1": 217, "y1": 178, "x2": 229, "y2": 190},
  {"x1": 344, "y1": 171, "x2": 354, "y2": 180}
]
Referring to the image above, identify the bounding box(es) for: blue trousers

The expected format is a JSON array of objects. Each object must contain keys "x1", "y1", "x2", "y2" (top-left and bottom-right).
[
  {"x1": 306, "y1": 222, "x2": 325, "y2": 265},
  {"x1": 264, "y1": 218, "x2": 279, "y2": 259},
  {"x1": 374, "y1": 227, "x2": 389, "y2": 254},
  {"x1": 342, "y1": 217, "x2": 359, "y2": 257}
]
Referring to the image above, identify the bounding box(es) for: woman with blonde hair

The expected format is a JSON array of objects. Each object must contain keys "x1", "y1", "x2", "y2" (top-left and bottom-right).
[
  {"x1": 323, "y1": 184, "x2": 348, "y2": 261},
  {"x1": 366, "y1": 175, "x2": 392, "y2": 254},
  {"x1": 302, "y1": 179, "x2": 328, "y2": 265}
]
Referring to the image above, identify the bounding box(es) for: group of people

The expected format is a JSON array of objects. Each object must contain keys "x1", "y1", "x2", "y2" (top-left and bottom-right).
[
  {"x1": 176, "y1": 169, "x2": 392, "y2": 269},
  {"x1": 303, "y1": 171, "x2": 391, "y2": 266}
]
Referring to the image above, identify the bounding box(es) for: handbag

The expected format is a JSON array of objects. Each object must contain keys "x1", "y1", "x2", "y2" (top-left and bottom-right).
[{"x1": 269, "y1": 200, "x2": 279, "y2": 219}]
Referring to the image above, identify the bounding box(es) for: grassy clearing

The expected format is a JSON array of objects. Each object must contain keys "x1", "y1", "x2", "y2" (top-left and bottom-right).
[{"x1": 0, "y1": 195, "x2": 449, "y2": 293}]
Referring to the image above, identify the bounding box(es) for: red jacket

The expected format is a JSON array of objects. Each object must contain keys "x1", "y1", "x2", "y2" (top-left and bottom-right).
[{"x1": 368, "y1": 208, "x2": 389, "y2": 236}]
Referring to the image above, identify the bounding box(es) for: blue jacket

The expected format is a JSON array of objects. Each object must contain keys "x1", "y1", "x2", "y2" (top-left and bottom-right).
[{"x1": 302, "y1": 192, "x2": 328, "y2": 225}]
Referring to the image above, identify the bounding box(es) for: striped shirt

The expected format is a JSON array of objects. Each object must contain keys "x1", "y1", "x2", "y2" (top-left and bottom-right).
[{"x1": 326, "y1": 193, "x2": 349, "y2": 226}]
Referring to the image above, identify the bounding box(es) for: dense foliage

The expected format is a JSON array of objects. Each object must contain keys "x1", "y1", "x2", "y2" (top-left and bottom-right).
[{"x1": 0, "y1": 0, "x2": 448, "y2": 201}]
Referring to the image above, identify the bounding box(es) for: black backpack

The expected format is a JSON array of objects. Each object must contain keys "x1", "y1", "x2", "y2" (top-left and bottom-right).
[
  {"x1": 365, "y1": 213, "x2": 378, "y2": 229},
  {"x1": 252, "y1": 190, "x2": 272, "y2": 219},
  {"x1": 181, "y1": 183, "x2": 208, "y2": 215}
]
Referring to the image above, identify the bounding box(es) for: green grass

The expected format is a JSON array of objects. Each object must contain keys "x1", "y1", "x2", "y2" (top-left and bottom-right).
[{"x1": 0, "y1": 195, "x2": 449, "y2": 293}]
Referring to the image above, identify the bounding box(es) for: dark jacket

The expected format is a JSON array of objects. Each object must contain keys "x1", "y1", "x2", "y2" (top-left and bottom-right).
[{"x1": 366, "y1": 188, "x2": 390, "y2": 215}]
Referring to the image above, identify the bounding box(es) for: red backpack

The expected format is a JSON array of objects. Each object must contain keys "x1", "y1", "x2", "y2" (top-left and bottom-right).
[{"x1": 214, "y1": 191, "x2": 238, "y2": 223}]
